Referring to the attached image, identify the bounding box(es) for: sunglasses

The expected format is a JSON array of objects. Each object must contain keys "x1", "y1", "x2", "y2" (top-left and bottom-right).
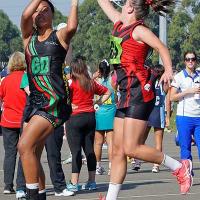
[{"x1": 185, "y1": 57, "x2": 196, "y2": 62}]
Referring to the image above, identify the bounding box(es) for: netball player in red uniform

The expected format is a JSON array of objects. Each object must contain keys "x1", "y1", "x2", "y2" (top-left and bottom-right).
[{"x1": 97, "y1": 0, "x2": 192, "y2": 199}]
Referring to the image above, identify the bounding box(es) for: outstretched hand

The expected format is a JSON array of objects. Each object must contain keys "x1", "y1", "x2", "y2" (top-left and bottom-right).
[{"x1": 159, "y1": 69, "x2": 174, "y2": 87}]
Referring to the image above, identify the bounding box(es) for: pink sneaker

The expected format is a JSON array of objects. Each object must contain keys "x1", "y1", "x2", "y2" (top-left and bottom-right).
[{"x1": 172, "y1": 159, "x2": 193, "y2": 195}]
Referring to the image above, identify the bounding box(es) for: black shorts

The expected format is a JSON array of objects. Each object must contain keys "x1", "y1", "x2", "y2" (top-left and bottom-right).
[
  {"x1": 115, "y1": 100, "x2": 154, "y2": 121},
  {"x1": 23, "y1": 104, "x2": 63, "y2": 128}
]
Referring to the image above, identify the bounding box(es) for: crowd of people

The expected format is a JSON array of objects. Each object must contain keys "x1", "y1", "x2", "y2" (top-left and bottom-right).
[{"x1": 0, "y1": 0, "x2": 199, "y2": 200}]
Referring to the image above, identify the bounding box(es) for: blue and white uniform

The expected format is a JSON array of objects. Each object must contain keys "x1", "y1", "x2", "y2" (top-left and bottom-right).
[
  {"x1": 171, "y1": 69, "x2": 200, "y2": 160},
  {"x1": 95, "y1": 76, "x2": 116, "y2": 131},
  {"x1": 148, "y1": 80, "x2": 166, "y2": 129}
]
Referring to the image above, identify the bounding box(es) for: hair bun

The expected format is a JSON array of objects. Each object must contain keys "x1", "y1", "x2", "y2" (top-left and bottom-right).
[{"x1": 101, "y1": 59, "x2": 109, "y2": 67}]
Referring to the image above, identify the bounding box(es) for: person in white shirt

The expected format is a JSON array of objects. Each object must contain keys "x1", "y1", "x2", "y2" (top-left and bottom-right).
[{"x1": 171, "y1": 51, "x2": 200, "y2": 165}]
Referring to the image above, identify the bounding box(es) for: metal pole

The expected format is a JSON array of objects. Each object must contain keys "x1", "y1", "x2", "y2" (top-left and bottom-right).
[{"x1": 159, "y1": 14, "x2": 167, "y2": 64}]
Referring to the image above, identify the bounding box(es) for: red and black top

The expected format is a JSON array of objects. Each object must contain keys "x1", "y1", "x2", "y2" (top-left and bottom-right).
[{"x1": 110, "y1": 20, "x2": 155, "y2": 108}]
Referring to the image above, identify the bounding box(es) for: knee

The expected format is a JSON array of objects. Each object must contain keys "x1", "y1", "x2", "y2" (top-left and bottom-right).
[
  {"x1": 95, "y1": 137, "x2": 104, "y2": 146},
  {"x1": 17, "y1": 139, "x2": 32, "y2": 157},
  {"x1": 124, "y1": 144, "x2": 138, "y2": 158},
  {"x1": 95, "y1": 139, "x2": 104, "y2": 146},
  {"x1": 112, "y1": 143, "x2": 124, "y2": 158}
]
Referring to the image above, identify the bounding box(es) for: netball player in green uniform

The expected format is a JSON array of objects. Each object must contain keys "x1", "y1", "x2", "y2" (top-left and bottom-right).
[{"x1": 18, "y1": 1, "x2": 79, "y2": 199}]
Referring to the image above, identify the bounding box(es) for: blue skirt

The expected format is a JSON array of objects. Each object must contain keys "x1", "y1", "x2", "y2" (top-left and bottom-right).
[
  {"x1": 95, "y1": 104, "x2": 116, "y2": 131},
  {"x1": 148, "y1": 106, "x2": 165, "y2": 129}
]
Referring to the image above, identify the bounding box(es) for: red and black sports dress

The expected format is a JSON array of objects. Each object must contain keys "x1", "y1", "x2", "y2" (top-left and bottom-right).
[
  {"x1": 110, "y1": 20, "x2": 156, "y2": 120},
  {"x1": 24, "y1": 30, "x2": 72, "y2": 127}
]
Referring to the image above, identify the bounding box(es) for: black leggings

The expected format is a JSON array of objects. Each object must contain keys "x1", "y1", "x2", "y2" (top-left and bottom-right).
[{"x1": 66, "y1": 112, "x2": 96, "y2": 173}]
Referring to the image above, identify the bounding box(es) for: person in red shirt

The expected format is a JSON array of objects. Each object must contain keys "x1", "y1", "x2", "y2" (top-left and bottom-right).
[
  {"x1": 0, "y1": 51, "x2": 26, "y2": 194},
  {"x1": 97, "y1": 0, "x2": 193, "y2": 199},
  {"x1": 66, "y1": 56, "x2": 111, "y2": 192}
]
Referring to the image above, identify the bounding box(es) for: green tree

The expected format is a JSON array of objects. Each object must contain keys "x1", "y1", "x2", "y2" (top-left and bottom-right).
[
  {"x1": 53, "y1": 9, "x2": 67, "y2": 28},
  {"x1": 0, "y1": 10, "x2": 23, "y2": 62},
  {"x1": 72, "y1": 0, "x2": 112, "y2": 69},
  {"x1": 182, "y1": 12, "x2": 200, "y2": 58},
  {"x1": 144, "y1": 11, "x2": 159, "y2": 66},
  {"x1": 168, "y1": 8, "x2": 192, "y2": 69},
  {"x1": 168, "y1": 0, "x2": 200, "y2": 69}
]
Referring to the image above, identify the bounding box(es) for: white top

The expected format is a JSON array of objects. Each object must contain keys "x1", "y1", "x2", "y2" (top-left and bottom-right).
[{"x1": 171, "y1": 69, "x2": 200, "y2": 117}]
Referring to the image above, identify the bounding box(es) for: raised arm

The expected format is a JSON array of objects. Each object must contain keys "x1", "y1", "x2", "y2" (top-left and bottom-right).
[
  {"x1": 97, "y1": 0, "x2": 121, "y2": 23},
  {"x1": 133, "y1": 26, "x2": 173, "y2": 86},
  {"x1": 57, "y1": 0, "x2": 79, "y2": 49},
  {"x1": 21, "y1": 0, "x2": 42, "y2": 46}
]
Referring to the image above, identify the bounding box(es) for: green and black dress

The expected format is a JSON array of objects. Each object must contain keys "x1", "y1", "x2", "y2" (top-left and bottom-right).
[{"x1": 24, "y1": 30, "x2": 72, "y2": 127}]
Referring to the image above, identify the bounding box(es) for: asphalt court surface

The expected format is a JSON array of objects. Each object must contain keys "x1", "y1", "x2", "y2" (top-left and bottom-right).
[{"x1": 0, "y1": 133, "x2": 199, "y2": 200}]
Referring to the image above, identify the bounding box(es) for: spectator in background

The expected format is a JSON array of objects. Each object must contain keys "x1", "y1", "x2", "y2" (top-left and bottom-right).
[
  {"x1": 171, "y1": 51, "x2": 200, "y2": 170},
  {"x1": 0, "y1": 66, "x2": 8, "y2": 82},
  {"x1": 147, "y1": 65, "x2": 170, "y2": 173},
  {"x1": 94, "y1": 59, "x2": 117, "y2": 175},
  {"x1": 66, "y1": 57, "x2": 111, "y2": 192},
  {"x1": 0, "y1": 51, "x2": 26, "y2": 195}
]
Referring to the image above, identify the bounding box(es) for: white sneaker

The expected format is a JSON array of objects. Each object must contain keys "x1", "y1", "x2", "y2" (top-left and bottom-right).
[
  {"x1": 3, "y1": 188, "x2": 15, "y2": 194},
  {"x1": 152, "y1": 165, "x2": 159, "y2": 173},
  {"x1": 62, "y1": 157, "x2": 72, "y2": 164},
  {"x1": 96, "y1": 166, "x2": 106, "y2": 175},
  {"x1": 16, "y1": 190, "x2": 26, "y2": 199},
  {"x1": 131, "y1": 159, "x2": 141, "y2": 171},
  {"x1": 55, "y1": 189, "x2": 74, "y2": 196}
]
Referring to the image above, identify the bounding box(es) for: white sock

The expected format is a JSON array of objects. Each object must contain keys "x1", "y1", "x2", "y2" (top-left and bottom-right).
[
  {"x1": 109, "y1": 162, "x2": 111, "y2": 169},
  {"x1": 161, "y1": 154, "x2": 182, "y2": 171},
  {"x1": 96, "y1": 161, "x2": 101, "y2": 168},
  {"x1": 106, "y1": 183, "x2": 121, "y2": 200},
  {"x1": 39, "y1": 189, "x2": 46, "y2": 194},
  {"x1": 26, "y1": 183, "x2": 39, "y2": 190}
]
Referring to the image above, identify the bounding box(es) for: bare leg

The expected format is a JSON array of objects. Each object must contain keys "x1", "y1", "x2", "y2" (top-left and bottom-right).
[
  {"x1": 35, "y1": 142, "x2": 46, "y2": 191},
  {"x1": 18, "y1": 115, "x2": 54, "y2": 184},
  {"x1": 106, "y1": 130, "x2": 113, "y2": 163},
  {"x1": 105, "y1": 118, "x2": 125, "y2": 200},
  {"x1": 94, "y1": 131, "x2": 105, "y2": 162},
  {"x1": 154, "y1": 128, "x2": 164, "y2": 152},
  {"x1": 71, "y1": 173, "x2": 79, "y2": 184},
  {"x1": 110, "y1": 118, "x2": 126, "y2": 184}
]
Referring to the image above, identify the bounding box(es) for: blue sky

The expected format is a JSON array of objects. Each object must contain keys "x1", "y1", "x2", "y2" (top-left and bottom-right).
[{"x1": 0, "y1": 0, "x2": 82, "y2": 27}]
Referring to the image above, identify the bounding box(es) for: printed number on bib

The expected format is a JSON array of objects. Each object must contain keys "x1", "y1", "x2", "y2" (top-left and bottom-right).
[
  {"x1": 31, "y1": 56, "x2": 50, "y2": 75},
  {"x1": 104, "y1": 97, "x2": 112, "y2": 105}
]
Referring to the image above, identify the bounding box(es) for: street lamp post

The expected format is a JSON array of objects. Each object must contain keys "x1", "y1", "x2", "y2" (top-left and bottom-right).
[{"x1": 159, "y1": 14, "x2": 167, "y2": 64}]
